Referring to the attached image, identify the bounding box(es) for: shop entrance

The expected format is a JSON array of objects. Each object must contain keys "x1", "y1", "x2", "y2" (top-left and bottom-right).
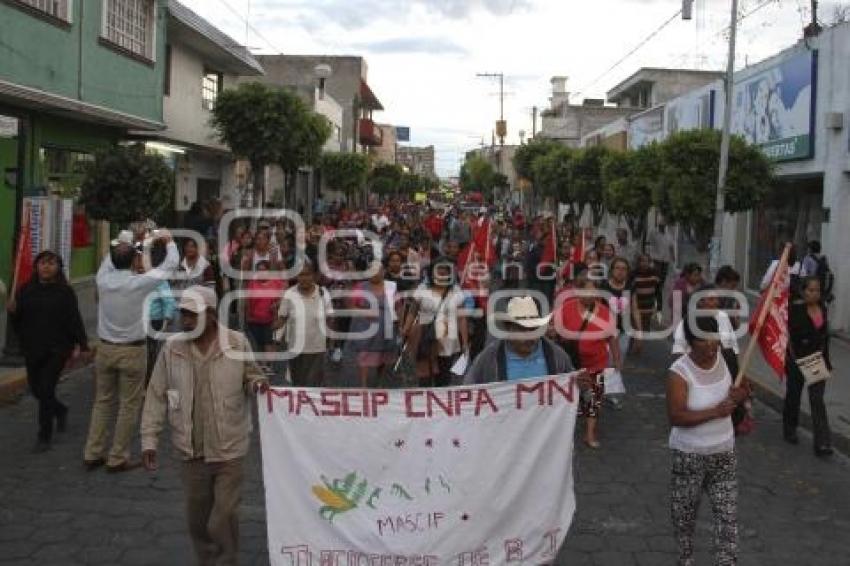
[{"x1": 747, "y1": 176, "x2": 824, "y2": 289}]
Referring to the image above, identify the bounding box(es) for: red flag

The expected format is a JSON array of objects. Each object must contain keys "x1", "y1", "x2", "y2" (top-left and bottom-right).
[
  {"x1": 473, "y1": 219, "x2": 495, "y2": 268},
  {"x1": 457, "y1": 220, "x2": 494, "y2": 309},
  {"x1": 456, "y1": 240, "x2": 475, "y2": 279},
  {"x1": 541, "y1": 222, "x2": 557, "y2": 264},
  {"x1": 571, "y1": 228, "x2": 587, "y2": 264},
  {"x1": 750, "y1": 261, "x2": 790, "y2": 378},
  {"x1": 12, "y1": 202, "x2": 33, "y2": 294}
]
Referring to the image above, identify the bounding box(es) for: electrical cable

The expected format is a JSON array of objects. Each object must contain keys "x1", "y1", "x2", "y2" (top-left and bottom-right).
[
  {"x1": 570, "y1": 8, "x2": 683, "y2": 100},
  {"x1": 213, "y1": 0, "x2": 285, "y2": 54}
]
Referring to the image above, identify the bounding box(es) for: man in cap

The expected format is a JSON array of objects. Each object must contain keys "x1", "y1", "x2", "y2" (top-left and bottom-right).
[
  {"x1": 84, "y1": 229, "x2": 179, "y2": 472},
  {"x1": 465, "y1": 296, "x2": 577, "y2": 384},
  {"x1": 141, "y1": 285, "x2": 268, "y2": 566}
]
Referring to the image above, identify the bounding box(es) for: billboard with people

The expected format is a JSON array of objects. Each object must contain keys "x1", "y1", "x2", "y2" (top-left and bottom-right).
[{"x1": 731, "y1": 49, "x2": 817, "y2": 161}]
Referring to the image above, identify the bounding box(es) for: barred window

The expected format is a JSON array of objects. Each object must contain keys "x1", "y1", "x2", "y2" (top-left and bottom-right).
[
  {"x1": 102, "y1": 0, "x2": 155, "y2": 60},
  {"x1": 18, "y1": 0, "x2": 71, "y2": 21},
  {"x1": 202, "y1": 71, "x2": 223, "y2": 110}
]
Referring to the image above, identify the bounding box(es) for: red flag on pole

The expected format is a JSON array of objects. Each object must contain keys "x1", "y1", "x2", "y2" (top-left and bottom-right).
[
  {"x1": 473, "y1": 219, "x2": 495, "y2": 269},
  {"x1": 571, "y1": 228, "x2": 587, "y2": 264},
  {"x1": 12, "y1": 201, "x2": 33, "y2": 295},
  {"x1": 749, "y1": 260, "x2": 791, "y2": 379}
]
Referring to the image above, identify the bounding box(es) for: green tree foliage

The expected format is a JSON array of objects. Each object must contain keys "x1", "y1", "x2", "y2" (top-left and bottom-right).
[
  {"x1": 211, "y1": 82, "x2": 331, "y2": 199},
  {"x1": 513, "y1": 139, "x2": 562, "y2": 183},
  {"x1": 399, "y1": 172, "x2": 437, "y2": 195},
  {"x1": 369, "y1": 163, "x2": 403, "y2": 196},
  {"x1": 460, "y1": 155, "x2": 499, "y2": 198},
  {"x1": 568, "y1": 146, "x2": 610, "y2": 225},
  {"x1": 656, "y1": 129, "x2": 773, "y2": 248},
  {"x1": 531, "y1": 145, "x2": 573, "y2": 203},
  {"x1": 321, "y1": 152, "x2": 370, "y2": 201},
  {"x1": 602, "y1": 144, "x2": 659, "y2": 242},
  {"x1": 80, "y1": 143, "x2": 173, "y2": 226}
]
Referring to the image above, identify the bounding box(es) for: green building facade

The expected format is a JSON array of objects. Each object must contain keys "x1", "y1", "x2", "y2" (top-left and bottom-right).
[{"x1": 0, "y1": 0, "x2": 167, "y2": 286}]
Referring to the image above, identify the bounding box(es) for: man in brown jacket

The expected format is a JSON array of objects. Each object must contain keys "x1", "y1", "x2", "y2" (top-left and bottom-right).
[{"x1": 141, "y1": 286, "x2": 268, "y2": 566}]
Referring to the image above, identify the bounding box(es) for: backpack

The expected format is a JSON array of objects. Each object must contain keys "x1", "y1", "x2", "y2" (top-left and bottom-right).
[{"x1": 809, "y1": 254, "x2": 835, "y2": 300}]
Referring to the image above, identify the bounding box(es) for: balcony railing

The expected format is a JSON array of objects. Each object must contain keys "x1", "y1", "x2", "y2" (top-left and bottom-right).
[{"x1": 359, "y1": 118, "x2": 383, "y2": 147}]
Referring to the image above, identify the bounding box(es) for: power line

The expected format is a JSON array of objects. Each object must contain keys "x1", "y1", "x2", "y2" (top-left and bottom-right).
[
  {"x1": 571, "y1": 8, "x2": 683, "y2": 100},
  {"x1": 213, "y1": 0, "x2": 285, "y2": 54}
]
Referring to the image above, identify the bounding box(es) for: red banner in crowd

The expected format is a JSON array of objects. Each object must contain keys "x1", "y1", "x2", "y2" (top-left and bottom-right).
[
  {"x1": 750, "y1": 259, "x2": 790, "y2": 379},
  {"x1": 12, "y1": 202, "x2": 33, "y2": 294}
]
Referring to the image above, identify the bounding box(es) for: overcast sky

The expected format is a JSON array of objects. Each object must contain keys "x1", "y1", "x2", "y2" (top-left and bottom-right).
[{"x1": 181, "y1": 0, "x2": 845, "y2": 176}]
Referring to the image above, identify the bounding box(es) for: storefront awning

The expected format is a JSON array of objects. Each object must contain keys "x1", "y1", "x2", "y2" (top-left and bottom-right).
[
  {"x1": 0, "y1": 79, "x2": 165, "y2": 131},
  {"x1": 360, "y1": 80, "x2": 384, "y2": 111}
]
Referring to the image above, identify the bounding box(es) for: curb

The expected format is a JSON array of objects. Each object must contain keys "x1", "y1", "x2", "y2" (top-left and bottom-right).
[
  {"x1": 0, "y1": 367, "x2": 28, "y2": 405},
  {"x1": 748, "y1": 376, "x2": 849, "y2": 457},
  {"x1": 0, "y1": 343, "x2": 98, "y2": 405}
]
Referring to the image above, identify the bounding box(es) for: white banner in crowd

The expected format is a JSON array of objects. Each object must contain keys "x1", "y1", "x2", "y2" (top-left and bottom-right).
[{"x1": 259, "y1": 374, "x2": 580, "y2": 565}]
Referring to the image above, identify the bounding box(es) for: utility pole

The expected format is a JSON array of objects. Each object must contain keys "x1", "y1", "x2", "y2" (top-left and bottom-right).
[
  {"x1": 476, "y1": 72, "x2": 506, "y2": 146},
  {"x1": 709, "y1": 0, "x2": 738, "y2": 276},
  {"x1": 532, "y1": 106, "x2": 538, "y2": 138}
]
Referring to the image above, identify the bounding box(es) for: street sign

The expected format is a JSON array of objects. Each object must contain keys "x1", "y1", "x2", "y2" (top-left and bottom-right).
[{"x1": 395, "y1": 126, "x2": 410, "y2": 142}]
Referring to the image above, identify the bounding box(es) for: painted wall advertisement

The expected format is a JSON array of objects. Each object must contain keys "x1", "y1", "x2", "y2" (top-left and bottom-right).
[
  {"x1": 259, "y1": 375, "x2": 579, "y2": 565},
  {"x1": 731, "y1": 50, "x2": 816, "y2": 161}
]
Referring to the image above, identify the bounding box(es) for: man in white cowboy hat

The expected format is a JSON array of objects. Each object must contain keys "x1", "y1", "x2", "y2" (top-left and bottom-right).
[
  {"x1": 141, "y1": 285, "x2": 268, "y2": 566},
  {"x1": 464, "y1": 296, "x2": 575, "y2": 384}
]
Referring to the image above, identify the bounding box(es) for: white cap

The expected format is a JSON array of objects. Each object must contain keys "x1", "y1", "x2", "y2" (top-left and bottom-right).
[{"x1": 178, "y1": 286, "x2": 217, "y2": 314}]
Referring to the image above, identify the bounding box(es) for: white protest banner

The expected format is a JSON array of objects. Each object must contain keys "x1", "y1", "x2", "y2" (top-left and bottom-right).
[{"x1": 259, "y1": 374, "x2": 579, "y2": 565}]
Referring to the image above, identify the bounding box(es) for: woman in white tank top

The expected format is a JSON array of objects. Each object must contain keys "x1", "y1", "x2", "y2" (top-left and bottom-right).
[{"x1": 666, "y1": 316, "x2": 748, "y2": 566}]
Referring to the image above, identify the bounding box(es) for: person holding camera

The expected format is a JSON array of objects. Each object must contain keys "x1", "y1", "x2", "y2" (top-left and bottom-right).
[{"x1": 83, "y1": 229, "x2": 179, "y2": 472}]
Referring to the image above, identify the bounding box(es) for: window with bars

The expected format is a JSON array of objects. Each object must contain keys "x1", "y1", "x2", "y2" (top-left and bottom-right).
[
  {"x1": 18, "y1": 0, "x2": 71, "y2": 21},
  {"x1": 202, "y1": 71, "x2": 223, "y2": 110},
  {"x1": 102, "y1": 0, "x2": 155, "y2": 60}
]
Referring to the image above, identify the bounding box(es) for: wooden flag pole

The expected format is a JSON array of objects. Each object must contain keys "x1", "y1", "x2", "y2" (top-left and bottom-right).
[{"x1": 734, "y1": 242, "x2": 791, "y2": 387}]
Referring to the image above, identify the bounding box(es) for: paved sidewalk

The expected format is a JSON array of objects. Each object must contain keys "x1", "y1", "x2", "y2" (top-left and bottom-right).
[
  {"x1": 741, "y1": 330, "x2": 850, "y2": 456},
  {"x1": 1, "y1": 339, "x2": 849, "y2": 565}
]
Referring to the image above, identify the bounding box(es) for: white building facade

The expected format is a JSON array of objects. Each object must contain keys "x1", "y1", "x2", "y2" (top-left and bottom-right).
[
  {"x1": 586, "y1": 22, "x2": 850, "y2": 330},
  {"x1": 134, "y1": 0, "x2": 264, "y2": 213}
]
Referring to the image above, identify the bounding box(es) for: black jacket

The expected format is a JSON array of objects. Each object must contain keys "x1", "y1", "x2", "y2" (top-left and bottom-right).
[
  {"x1": 10, "y1": 281, "x2": 87, "y2": 357},
  {"x1": 787, "y1": 301, "x2": 830, "y2": 369}
]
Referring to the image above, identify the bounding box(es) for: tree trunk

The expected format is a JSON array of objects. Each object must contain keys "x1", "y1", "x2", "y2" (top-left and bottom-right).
[{"x1": 253, "y1": 164, "x2": 265, "y2": 209}]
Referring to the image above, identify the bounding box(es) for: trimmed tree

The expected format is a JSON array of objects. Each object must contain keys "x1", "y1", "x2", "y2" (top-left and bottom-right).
[
  {"x1": 531, "y1": 145, "x2": 573, "y2": 212},
  {"x1": 656, "y1": 129, "x2": 773, "y2": 250},
  {"x1": 80, "y1": 143, "x2": 174, "y2": 226},
  {"x1": 568, "y1": 146, "x2": 610, "y2": 225},
  {"x1": 321, "y1": 152, "x2": 370, "y2": 204},
  {"x1": 513, "y1": 138, "x2": 562, "y2": 184},
  {"x1": 370, "y1": 163, "x2": 404, "y2": 197},
  {"x1": 460, "y1": 155, "x2": 498, "y2": 198},
  {"x1": 211, "y1": 82, "x2": 330, "y2": 205},
  {"x1": 602, "y1": 144, "x2": 659, "y2": 244}
]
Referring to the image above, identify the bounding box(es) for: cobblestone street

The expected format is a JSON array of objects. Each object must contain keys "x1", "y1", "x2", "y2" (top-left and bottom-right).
[{"x1": 1, "y1": 339, "x2": 849, "y2": 565}]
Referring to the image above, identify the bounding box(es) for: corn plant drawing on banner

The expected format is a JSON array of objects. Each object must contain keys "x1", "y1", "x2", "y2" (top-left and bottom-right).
[{"x1": 258, "y1": 374, "x2": 580, "y2": 565}]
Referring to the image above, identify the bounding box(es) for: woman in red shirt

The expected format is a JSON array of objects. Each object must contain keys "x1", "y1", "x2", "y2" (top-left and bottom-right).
[{"x1": 560, "y1": 276, "x2": 621, "y2": 448}]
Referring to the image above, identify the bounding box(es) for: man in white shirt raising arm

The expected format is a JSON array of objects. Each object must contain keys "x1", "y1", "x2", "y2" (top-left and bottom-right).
[{"x1": 83, "y1": 229, "x2": 179, "y2": 472}]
